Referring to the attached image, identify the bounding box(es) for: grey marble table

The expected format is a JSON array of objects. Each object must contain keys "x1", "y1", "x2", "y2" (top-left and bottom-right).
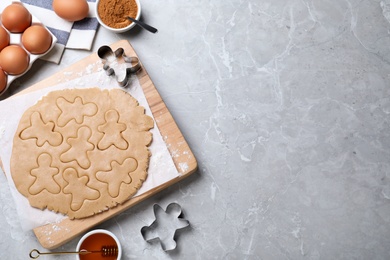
[{"x1": 1, "y1": 0, "x2": 390, "y2": 259}]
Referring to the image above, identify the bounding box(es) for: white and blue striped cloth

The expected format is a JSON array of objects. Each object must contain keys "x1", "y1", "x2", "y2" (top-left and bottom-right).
[{"x1": 1, "y1": 0, "x2": 99, "y2": 64}]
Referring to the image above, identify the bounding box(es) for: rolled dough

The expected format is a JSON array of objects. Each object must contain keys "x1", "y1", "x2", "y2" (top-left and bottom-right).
[{"x1": 10, "y1": 88, "x2": 154, "y2": 219}]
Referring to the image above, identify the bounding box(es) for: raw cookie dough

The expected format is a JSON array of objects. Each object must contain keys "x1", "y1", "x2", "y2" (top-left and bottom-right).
[{"x1": 10, "y1": 88, "x2": 154, "y2": 219}]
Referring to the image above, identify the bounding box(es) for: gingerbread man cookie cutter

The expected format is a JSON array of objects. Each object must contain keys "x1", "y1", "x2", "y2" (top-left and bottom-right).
[
  {"x1": 97, "y1": 45, "x2": 141, "y2": 87},
  {"x1": 141, "y1": 203, "x2": 190, "y2": 252}
]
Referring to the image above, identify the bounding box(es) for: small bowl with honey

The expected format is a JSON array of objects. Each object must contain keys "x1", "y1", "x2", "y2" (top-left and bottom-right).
[
  {"x1": 76, "y1": 229, "x2": 122, "y2": 260},
  {"x1": 96, "y1": 0, "x2": 141, "y2": 33}
]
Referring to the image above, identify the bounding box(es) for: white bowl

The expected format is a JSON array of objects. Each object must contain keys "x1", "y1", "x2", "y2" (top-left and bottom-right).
[
  {"x1": 95, "y1": 0, "x2": 141, "y2": 33},
  {"x1": 76, "y1": 229, "x2": 122, "y2": 260}
]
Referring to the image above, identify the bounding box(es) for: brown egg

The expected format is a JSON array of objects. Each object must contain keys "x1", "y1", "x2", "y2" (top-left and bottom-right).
[
  {"x1": 1, "y1": 3, "x2": 32, "y2": 33},
  {"x1": 53, "y1": 0, "x2": 89, "y2": 22},
  {"x1": 0, "y1": 26, "x2": 10, "y2": 52},
  {"x1": 0, "y1": 68, "x2": 7, "y2": 93},
  {"x1": 0, "y1": 45, "x2": 30, "y2": 75},
  {"x1": 22, "y1": 25, "x2": 52, "y2": 54}
]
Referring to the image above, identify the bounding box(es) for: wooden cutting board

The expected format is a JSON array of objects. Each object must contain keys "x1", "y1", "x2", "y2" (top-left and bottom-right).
[{"x1": 2, "y1": 40, "x2": 197, "y2": 249}]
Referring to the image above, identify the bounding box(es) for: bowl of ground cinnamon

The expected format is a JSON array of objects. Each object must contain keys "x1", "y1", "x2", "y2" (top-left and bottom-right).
[{"x1": 96, "y1": 0, "x2": 141, "y2": 33}]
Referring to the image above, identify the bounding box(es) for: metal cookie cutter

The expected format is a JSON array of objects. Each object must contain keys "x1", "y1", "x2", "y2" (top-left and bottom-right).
[
  {"x1": 97, "y1": 45, "x2": 141, "y2": 87},
  {"x1": 141, "y1": 203, "x2": 190, "y2": 252}
]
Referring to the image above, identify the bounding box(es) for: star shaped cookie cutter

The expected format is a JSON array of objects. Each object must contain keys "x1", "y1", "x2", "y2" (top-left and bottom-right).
[
  {"x1": 141, "y1": 203, "x2": 190, "y2": 252},
  {"x1": 97, "y1": 45, "x2": 141, "y2": 87}
]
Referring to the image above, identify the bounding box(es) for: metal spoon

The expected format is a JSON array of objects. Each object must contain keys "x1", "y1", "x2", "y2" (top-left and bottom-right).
[{"x1": 127, "y1": 16, "x2": 158, "y2": 33}]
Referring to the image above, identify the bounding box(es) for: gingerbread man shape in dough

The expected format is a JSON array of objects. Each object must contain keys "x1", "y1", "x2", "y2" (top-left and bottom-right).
[
  {"x1": 60, "y1": 126, "x2": 94, "y2": 169},
  {"x1": 98, "y1": 109, "x2": 128, "y2": 150}
]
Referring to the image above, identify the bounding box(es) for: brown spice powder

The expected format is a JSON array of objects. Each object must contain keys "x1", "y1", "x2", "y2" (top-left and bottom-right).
[{"x1": 98, "y1": 0, "x2": 138, "y2": 29}]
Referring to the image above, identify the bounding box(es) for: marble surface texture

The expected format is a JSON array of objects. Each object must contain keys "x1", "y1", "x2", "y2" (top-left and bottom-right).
[{"x1": 1, "y1": 0, "x2": 390, "y2": 259}]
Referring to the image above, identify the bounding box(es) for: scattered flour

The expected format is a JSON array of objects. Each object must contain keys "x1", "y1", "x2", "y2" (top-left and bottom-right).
[{"x1": 179, "y1": 162, "x2": 189, "y2": 173}]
